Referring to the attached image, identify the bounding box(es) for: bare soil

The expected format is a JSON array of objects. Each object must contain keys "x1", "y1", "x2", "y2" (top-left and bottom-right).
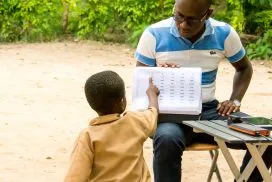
[{"x1": 0, "y1": 41, "x2": 271, "y2": 182}]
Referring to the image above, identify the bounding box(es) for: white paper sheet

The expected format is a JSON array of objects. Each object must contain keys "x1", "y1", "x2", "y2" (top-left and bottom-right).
[{"x1": 132, "y1": 67, "x2": 202, "y2": 114}]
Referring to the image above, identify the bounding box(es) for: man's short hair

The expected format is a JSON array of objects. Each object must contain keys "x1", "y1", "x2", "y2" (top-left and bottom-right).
[
  {"x1": 175, "y1": 0, "x2": 212, "y2": 8},
  {"x1": 84, "y1": 71, "x2": 125, "y2": 113}
]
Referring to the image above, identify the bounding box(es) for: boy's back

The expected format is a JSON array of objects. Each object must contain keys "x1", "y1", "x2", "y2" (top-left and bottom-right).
[
  {"x1": 64, "y1": 71, "x2": 159, "y2": 182},
  {"x1": 65, "y1": 107, "x2": 157, "y2": 182}
]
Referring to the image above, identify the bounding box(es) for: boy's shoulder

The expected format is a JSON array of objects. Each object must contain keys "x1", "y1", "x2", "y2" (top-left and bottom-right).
[
  {"x1": 124, "y1": 107, "x2": 158, "y2": 118},
  {"x1": 89, "y1": 114, "x2": 121, "y2": 126}
]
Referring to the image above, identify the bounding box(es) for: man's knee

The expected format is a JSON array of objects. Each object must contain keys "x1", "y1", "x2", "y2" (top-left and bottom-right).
[{"x1": 153, "y1": 123, "x2": 185, "y2": 149}]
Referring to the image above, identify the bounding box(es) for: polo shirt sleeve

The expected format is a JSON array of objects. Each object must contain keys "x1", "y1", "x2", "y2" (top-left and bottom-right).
[
  {"x1": 136, "y1": 107, "x2": 158, "y2": 137},
  {"x1": 224, "y1": 26, "x2": 246, "y2": 63},
  {"x1": 64, "y1": 129, "x2": 94, "y2": 182},
  {"x1": 135, "y1": 28, "x2": 157, "y2": 66}
]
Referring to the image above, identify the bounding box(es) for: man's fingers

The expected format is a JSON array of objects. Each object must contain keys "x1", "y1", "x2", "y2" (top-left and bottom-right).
[
  {"x1": 218, "y1": 101, "x2": 240, "y2": 116},
  {"x1": 217, "y1": 101, "x2": 228, "y2": 115},
  {"x1": 233, "y1": 106, "x2": 240, "y2": 113},
  {"x1": 226, "y1": 105, "x2": 236, "y2": 116},
  {"x1": 217, "y1": 103, "x2": 221, "y2": 110},
  {"x1": 158, "y1": 62, "x2": 179, "y2": 68},
  {"x1": 221, "y1": 105, "x2": 230, "y2": 116}
]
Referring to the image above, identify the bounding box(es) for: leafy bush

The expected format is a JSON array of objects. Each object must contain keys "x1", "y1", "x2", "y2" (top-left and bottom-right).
[
  {"x1": 114, "y1": 0, "x2": 174, "y2": 45},
  {"x1": 0, "y1": 0, "x2": 63, "y2": 42},
  {"x1": 247, "y1": 30, "x2": 272, "y2": 60},
  {"x1": 0, "y1": 0, "x2": 271, "y2": 60},
  {"x1": 242, "y1": 0, "x2": 272, "y2": 34},
  {"x1": 67, "y1": 0, "x2": 114, "y2": 40},
  {"x1": 68, "y1": 0, "x2": 174, "y2": 42}
]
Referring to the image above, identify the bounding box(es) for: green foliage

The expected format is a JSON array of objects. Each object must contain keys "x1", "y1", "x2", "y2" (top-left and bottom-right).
[
  {"x1": 247, "y1": 30, "x2": 272, "y2": 60},
  {"x1": 67, "y1": 0, "x2": 174, "y2": 41},
  {"x1": 68, "y1": 0, "x2": 113, "y2": 40},
  {"x1": 242, "y1": 0, "x2": 272, "y2": 34},
  {"x1": 224, "y1": 0, "x2": 245, "y2": 32},
  {"x1": 0, "y1": 0, "x2": 271, "y2": 60},
  {"x1": 113, "y1": 0, "x2": 174, "y2": 44},
  {"x1": 250, "y1": 10, "x2": 272, "y2": 35},
  {"x1": 0, "y1": 0, "x2": 63, "y2": 42}
]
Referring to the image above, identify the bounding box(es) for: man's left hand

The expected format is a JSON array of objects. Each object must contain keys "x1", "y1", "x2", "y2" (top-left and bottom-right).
[
  {"x1": 217, "y1": 100, "x2": 240, "y2": 116},
  {"x1": 158, "y1": 62, "x2": 180, "y2": 68}
]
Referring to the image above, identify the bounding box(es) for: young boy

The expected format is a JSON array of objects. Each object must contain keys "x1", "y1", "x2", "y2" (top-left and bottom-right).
[{"x1": 64, "y1": 70, "x2": 159, "y2": 182}]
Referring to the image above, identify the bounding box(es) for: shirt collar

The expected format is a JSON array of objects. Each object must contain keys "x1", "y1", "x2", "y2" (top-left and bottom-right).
[
  {"x1": 90, "y1": 114, "x2": 121, "y2": 126},
  {"x1": 170, "y1": 18, "x2": 214, "y2": 38}
]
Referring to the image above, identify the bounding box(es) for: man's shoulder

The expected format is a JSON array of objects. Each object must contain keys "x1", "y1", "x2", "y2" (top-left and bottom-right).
[
  {"x1": 209, "y1": 18, "x2": 229, "y2": 27},
  {"x1": 209, "y1": 18, "x2": 233, "y2": 33},
  {"x1": 207, "y1": 18, "x2": 240, "y2": 41},
  {"x1": 149, "y1": 17, "x2": 173, "y2": 29},
  {"x1": 143, "y1": 17, "x2": 174, "y2": 39}
]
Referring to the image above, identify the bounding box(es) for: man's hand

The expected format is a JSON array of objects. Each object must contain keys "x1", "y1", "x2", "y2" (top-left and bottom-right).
[
  {"x1": 158, "y1": 62, "x2": 180, "y2": 68},
  {"x1": 217, "y1": 100, "x2": 240, "y2": 116}
]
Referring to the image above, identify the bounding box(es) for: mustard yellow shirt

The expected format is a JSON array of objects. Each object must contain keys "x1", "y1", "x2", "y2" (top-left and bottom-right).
[{"x1": 64, "y1": 107, "x2": 158, "y2": 182}]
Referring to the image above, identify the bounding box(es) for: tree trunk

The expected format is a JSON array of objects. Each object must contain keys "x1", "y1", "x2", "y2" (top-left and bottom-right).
[{"x1": 62, "y1": 0, "x2": 69, "y2": 34}]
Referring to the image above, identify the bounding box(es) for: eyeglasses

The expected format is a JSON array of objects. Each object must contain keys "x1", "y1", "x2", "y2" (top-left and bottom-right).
[{"x1": 173, "y1": 10, "x2": 209, "y2": 26}]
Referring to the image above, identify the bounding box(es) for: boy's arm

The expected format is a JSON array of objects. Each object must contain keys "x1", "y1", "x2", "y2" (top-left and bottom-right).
[
  {"x1": 147, "y1": 77, "x2": 159, "y2": 112},
  {"x1": 64, "y1": 130, "x2": 94, "y2": 182},
  {"x1": 140, "y1": 77, "x2": 159, "y2": 136}
]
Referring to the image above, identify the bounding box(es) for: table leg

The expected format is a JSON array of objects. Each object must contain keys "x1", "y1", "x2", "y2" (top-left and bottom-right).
[
  {"x1": 215, "y1": 139, "x2": 241, "y2": 180},
  {"x1": 245, "y1": 143, "x2": 272, "y2": 182},
  {"x1": 239, "y1": 145, "x2": 267, "y2": 181}
]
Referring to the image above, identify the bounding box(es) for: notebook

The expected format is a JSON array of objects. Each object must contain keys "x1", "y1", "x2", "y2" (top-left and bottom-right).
[
  {"x1": 228, "y1": 122, "x2": 271, "y2": 136},
  {"x1": 132, "y1": 67, "x2": 202, "y2": 115}
]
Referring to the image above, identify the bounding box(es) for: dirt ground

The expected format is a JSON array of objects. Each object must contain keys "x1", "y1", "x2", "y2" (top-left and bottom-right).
[{"x1": 0, "y1": 41, "x2": 271, "y2": 182}]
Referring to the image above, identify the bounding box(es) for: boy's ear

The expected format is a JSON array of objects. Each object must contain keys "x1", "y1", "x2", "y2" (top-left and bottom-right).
[
  {"x1": 120, "y1": 97, "x2": 126, "y2": 110},
  {"x1": 112, "y1": 97, "x2": 126, "y2": 113}
]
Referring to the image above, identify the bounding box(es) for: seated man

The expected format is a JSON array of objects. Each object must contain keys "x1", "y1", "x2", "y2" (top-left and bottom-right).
[{"x1": 135, "y1": 0, "x2": 272, "y2": 181}]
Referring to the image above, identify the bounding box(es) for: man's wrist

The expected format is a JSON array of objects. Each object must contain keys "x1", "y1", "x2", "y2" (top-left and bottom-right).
[{"x1": 232, "y1": 99, "x2": 241, "y2": 107}]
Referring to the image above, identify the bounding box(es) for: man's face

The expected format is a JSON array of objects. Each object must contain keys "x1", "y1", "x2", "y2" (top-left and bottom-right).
[{"x1": 173, "y1": 0, "x2": 211, "y2": 39}]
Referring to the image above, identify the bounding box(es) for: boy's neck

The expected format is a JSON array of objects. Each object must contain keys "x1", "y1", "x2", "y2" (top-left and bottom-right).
[{"x1": 98, "y1": 111, "x2": 124, "y2": 116}]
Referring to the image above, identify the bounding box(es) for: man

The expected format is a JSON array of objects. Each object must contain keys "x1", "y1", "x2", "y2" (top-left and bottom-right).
[{"x1": 135, "y1": 0, "x2": 272, "y2": 181}]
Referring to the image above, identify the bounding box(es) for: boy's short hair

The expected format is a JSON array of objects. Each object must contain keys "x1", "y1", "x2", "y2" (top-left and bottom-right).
[{"x1": 84, "y1": 71, "x2": 125, "y2": 113}]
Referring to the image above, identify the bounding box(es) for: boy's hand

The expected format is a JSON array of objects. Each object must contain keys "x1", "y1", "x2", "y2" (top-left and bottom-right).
[{"x1": 146, "y1": 77, "x2": 159, "y2": 97}]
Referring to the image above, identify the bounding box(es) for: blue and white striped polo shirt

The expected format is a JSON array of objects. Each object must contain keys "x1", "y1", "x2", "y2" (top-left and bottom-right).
[{"x1": 135, "y1": 17, "x2": 246, "y2": 103}]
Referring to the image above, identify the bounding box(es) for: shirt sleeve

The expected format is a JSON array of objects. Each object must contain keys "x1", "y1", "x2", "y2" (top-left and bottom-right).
[
  {"x1": 136, "y1": 107, "x2": 158, "y2": 137},
  {"x1": 135, "y1": 28, "x2": 157, "y2": 66},
  {"x1": 64, "y1": 130, "x2": 94, "y2": 182},
  {"x1": 224, "y1": 26, "x2": 246, "y2": 63}
]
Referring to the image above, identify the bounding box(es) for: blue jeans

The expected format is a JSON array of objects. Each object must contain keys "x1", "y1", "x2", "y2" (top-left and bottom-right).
[{"x1": 153, "y1": 100, "x2": 272, "y2": 182}]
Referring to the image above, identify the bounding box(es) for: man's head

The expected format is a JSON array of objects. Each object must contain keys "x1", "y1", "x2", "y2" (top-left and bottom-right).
[
  {"x1": 173, "y1": 0, "x2": 213, "y2": 41},
  {"x1": 84, "y1": 71, "x2": 126, "y2": 115}
]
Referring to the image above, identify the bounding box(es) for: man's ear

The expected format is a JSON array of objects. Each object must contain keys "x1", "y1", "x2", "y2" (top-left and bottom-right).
[{"x1": 206, "y1": 8, "x2": 213, "y2": 19}]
